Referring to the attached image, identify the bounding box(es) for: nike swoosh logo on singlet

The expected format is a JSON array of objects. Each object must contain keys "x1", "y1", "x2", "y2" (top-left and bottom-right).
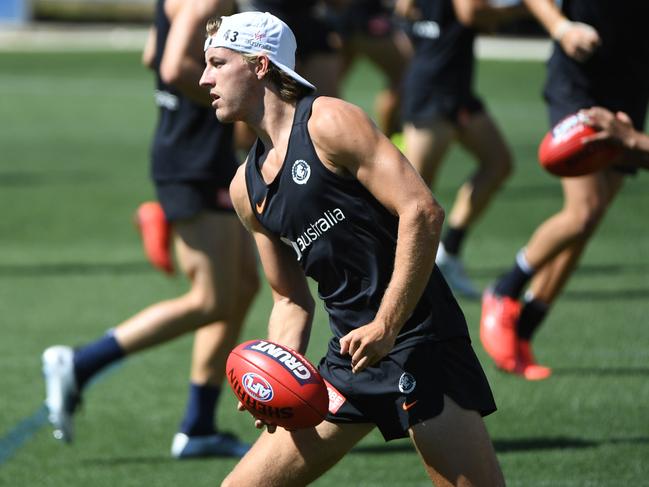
[
  {"x1": 256, "y1": 195, "x2": 267, "y2": 214},
  {"x1": 402, "y1": 400, "x2": 418, "y2": 411}
]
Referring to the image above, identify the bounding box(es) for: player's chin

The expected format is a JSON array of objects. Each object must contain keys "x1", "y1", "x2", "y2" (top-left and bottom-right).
[{"x1": 215, "y1": 109, "x2": 235, "y2": 124}]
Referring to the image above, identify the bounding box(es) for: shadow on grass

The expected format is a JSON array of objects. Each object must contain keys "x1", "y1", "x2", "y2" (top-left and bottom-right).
[
  {"x1": 351, "y1": 436, "x2": 649, "y2": 455},
  {"x1": 0, "y1": 261, "x2": 153, "y2": 277}
]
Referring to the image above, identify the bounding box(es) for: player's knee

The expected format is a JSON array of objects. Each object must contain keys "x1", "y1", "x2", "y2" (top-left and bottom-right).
[
  {"x1": 487, "y1": 150, "x2": 513, "y2": 183},
  {"x1": 570, "y1": 204, "x2": 605, "y2": 237},
  {"x1": 185, "y1": 288, "x2": 229, "y2": 323}
]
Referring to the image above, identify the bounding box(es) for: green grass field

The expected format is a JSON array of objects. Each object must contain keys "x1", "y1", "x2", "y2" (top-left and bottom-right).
[{"x1": 1, "y1": 48, "x2": 648, "y2": 486}]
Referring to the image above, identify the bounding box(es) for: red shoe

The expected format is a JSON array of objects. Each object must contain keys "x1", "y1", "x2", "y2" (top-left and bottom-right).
[
  {"x1": 135, "y1": 201, "x2": 174, "y2": 275},
  {"x1": 480, "y1": 289, "x2": 520, "y2": 371},
  {"x1": 515, "y1": 340, "x2": 552, "y2": 381}
]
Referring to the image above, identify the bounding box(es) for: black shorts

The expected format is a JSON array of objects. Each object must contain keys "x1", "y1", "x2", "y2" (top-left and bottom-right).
[
  {"x1": 544, "y1": 71, "x2": 649, "y2": 130},
  {"x1": 155, "y1": 180, "x2": 234, "y2": 222},
  {"x1": 402, "y1": 67, "x2": 485, "y2": 128},
  {"x1": 319, "y1": 338, "x2": 497, "y2": 441},
  {"x1": 330, "y1": 0, "x2": 394, "y2": 40}
]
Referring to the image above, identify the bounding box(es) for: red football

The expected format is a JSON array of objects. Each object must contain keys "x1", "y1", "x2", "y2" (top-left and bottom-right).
[
  {"x1": 226, "y1": 339, "x2": 329, "y2": 430},
  {"x1": 538, "y1": 113, "x2": 622, "y2": 177}
]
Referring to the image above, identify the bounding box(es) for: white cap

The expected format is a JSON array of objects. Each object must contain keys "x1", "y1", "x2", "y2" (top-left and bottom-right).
[{"x1": 204, "y1": 11, "x2": 316, "y2": 92}]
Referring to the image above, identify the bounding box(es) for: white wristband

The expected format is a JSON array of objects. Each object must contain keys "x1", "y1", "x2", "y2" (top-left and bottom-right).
[{"x1": 552, "y1": 18, "x2": 572, "y2": 41}]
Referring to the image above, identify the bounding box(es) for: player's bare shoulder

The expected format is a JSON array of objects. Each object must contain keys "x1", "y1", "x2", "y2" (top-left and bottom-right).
[
  {"x1": 309, "y1": 96, "x2": 375, "y2": 141},
  {"x1": 308, "y1": 97, "x2": 380, "y2": 172}
]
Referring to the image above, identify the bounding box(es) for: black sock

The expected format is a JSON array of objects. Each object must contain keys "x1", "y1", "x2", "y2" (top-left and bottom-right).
[
  {"x1": 441, "y1": 226, "x2": 467, "y2": 256},
  {"x1": 73, "y1": 332, "x2": 125, "y2": 390},
  {"x1": 517, "y1": 297, "x2": 549, "y2": 341},
  {"x1": 179, "y1": 383, "x2": 221, "y2": 436},
  {"x1": 493, "y1": 250, "x2": 535, "y2": 299}
]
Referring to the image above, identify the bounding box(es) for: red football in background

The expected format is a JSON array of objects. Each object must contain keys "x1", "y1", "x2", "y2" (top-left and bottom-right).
[
  {"x1": 538, "y1": 113, "x2": 622, "y2": 177},
  {"x1": 226, "y1": 340, "x2": 329, "y2": 430}
]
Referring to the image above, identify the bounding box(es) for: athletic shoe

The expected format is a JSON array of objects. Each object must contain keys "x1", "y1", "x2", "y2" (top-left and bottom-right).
[
  {"x1": 515, "y1": 340, "x2": 552, "y2": 381},
  {"x1": 435, "y1": 244, "x2": 480, "y2": 299},
  {"x1": 170, "y1": 432, "x2": 250, "y2": 459},
  {"x1": 135, "y1": 201, "x2": 174, "y2": 275},
  {"x1": 480, "y1": 288, "x2": 520, "y2": 371},
  {"x1": 42, "y1": 346, "x2": 80, "y2": 443}
]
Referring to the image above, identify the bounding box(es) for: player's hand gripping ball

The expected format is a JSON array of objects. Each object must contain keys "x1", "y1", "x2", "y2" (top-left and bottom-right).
[
  {"x1": 226, "y1": 340, "x2": 329, "y2": 430},
  {"x1": 538, "y1": 112, "x2": 622, "y2": 177}
]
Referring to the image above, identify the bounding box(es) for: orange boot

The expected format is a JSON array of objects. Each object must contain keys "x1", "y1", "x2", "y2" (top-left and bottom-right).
[
  {"x1": 480, "y1": 289, "x2": 520, "y2": 372},
  {"x1": 515, "y1": 340, "x2": 552, "y2": 381},
  {"x1": 135, "y1": 201, "x2": 174, "y2": 275}
]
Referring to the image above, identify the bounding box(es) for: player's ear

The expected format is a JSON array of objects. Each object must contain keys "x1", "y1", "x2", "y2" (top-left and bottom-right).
[{"x1": 255, "y1": 55, "x2": 271, "y2": 81}]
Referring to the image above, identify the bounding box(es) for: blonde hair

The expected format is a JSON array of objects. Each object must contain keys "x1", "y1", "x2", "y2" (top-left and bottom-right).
[{"x1": 205, "y1": 17, "x2": 310, "y2": 102}]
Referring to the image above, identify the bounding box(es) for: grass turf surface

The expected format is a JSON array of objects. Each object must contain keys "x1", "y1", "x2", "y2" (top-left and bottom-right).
[{"x1": 1, "y1": 50, "x2": 648, "y2": 486}]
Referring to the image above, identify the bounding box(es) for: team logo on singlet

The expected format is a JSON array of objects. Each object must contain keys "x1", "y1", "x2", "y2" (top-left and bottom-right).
[
  {"x1": 398, "y1": 372, "x2": 416, "y2": 394},
  {"x1": 291, "y1": 159, "x2": 311, "y2": 185}
]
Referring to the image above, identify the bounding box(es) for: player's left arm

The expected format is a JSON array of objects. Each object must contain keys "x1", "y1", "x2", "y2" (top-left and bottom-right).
[
  {"x1": 160, "y1": 0, "x2": 233, "y2": 105},
  {"x1": 309, "y1": 97, "x2": 445, "y2": 373}
]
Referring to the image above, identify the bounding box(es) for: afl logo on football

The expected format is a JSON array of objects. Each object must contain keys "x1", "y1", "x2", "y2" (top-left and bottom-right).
[
  {"x1": 398, "y1": 372, "x2": 416, "y2": 394},
  {"x1": 242, "y1": 372, "x2": 274, "y2": 402},
  {"x1": 291, "y1": 159, "x2": 311, "y2": 185}
]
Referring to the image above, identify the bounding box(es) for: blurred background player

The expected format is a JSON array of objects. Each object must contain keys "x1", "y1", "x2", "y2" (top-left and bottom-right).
[
  {"x1": 231, "y1": 0, "x2": 345, "y2": 152},
  {"x1": 396, "y1": 0, "x2": 526, "y2": 299},
  {"x1": 327, "y1": 0, "x2": 413, "y2": 137},
  {"x1": 480, "y1": 0, "x2": 649, "y2": 380},
  {"x1": 238, "y1": 0, "x2": 342, "y2": 97},
  {"x1": 41, "y1": 0, "x2": 260, "y2": 458}
]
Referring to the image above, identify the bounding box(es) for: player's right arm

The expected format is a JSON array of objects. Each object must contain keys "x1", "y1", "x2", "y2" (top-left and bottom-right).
[
  {"x1": 522, "y1": 0, "x2": 600, "y2": 62},
  {"x1": 229, "y1": 165, "x2": 316, "y2": 356}
]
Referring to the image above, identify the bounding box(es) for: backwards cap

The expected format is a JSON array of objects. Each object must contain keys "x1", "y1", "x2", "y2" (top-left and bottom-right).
[{"x1": 204, "y1": 11, "x2": 316, "y2": 92}]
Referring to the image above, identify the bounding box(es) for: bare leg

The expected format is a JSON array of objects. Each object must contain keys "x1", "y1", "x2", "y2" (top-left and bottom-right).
[
  {"x1": 300, "y1": 52, "x2": 342, "y2": 98},
  {"x1": 452, "y1": 112, "x2": 513, "y2": 229},
  {"x1": 222, "y1": 421, "x2": 374, "y2": 487},
  {"x1": 403, "y1": 120, "x2": 456, "y2": 187},
  {"x1": 345, "y1": 31, "x2": 412, "y2": 136},
  {"x1": 114, "y1": 212, "x2": 259, "y2": 357},
  {"x1": 190, "y1": 224, "x2": 259, "y2": 385},
  {"x1": 410, "y1": 395, "x2": 504, "y2": 487},
  {"x1": 526, "y1": 170, "x2": 624, "y2": 304},
  {"x1": 524, "y1": 170, "x2": 625, "y2": 272}
]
